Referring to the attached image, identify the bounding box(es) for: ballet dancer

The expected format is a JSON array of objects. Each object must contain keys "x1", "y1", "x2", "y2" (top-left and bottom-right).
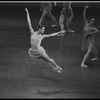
[
  {"x1": 25, "y1": 8, "x2": 66, "y2": 73},
  {"x1": 38, "y1": 2, "x2": 58, "y2": 28},
  {"x1": 59, "y1": 2, "x2": 74, "y2": 36},
  {"x1": 81, "y1": 5, "x2": 99, "y2": 68}
]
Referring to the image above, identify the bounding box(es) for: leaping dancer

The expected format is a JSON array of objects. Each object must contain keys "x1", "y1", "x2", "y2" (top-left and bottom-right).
[{"x1": 25, "y1": 8, "x2": 66, "y2": 73}]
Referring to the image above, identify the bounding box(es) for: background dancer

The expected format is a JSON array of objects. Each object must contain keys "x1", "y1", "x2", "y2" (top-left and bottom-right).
[
  {"x1": 81, "y1": 5, "x2": 99, "y2": 68},
  {"x1": 38, "y1": 2, "x2": 58, "y2": 28},
  {"x1": 59, "y1": 2, "x2": 74, "y2": 36}
]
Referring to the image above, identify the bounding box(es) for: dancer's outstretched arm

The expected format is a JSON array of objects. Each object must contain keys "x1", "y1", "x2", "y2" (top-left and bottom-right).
[
  {"x1": 43, "y1": 30, "x2": 66, "y2": 38},
  {"x1": 25, "y1": 8, "x2": 34, "y2": 34},
  {"x1": 85, "y1": 29, "x2": 100, "y2": 38},
  {"x1": 88, "y1": 29, "x2": 100, "y2": 35},
  {"x1": 83, "y1": 5, "x2": 88, "y2": 26}
]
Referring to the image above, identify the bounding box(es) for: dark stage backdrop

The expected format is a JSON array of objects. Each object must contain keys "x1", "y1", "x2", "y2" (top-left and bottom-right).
[{"x1": 0, "y1": 2, "x2": 100, "y2": 48}]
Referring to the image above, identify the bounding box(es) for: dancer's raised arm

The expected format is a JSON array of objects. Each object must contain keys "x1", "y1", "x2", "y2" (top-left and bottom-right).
[
  {"x1": 25, "y1": 8, "x2": 34, "y2": 34},
  {"x1": 83, "y1": 5, "x2": 88, "y2": 26}
]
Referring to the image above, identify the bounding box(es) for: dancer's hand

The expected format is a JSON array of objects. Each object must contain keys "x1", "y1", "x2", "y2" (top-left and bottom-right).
[
  {"x1": 97, "y1": 30, "x2": 100, "y2": 33},
  {"x1": 57, "y1": 30, "x2": 66, "y2": 36},
  {"x1": 85, "y1": 5, "x2": 89, "y2": 8},
  {"x1": 84, "y1": 33, "x2": 91, "y2": 39},
  {"x1": 25, "y1": 8, "x2": 28, "y2": 12},
  {"x1": 61, "y1": 30, "x2": 66, "y2": 34},
  {"x1": 54, "y1": 2, "x2": 57, "y2": 6}
]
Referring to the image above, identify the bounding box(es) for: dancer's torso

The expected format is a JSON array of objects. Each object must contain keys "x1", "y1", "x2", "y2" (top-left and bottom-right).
[
  {"x1": 61, "y1": 5, "x2": 72, "y2": 17},
  {"x1": 40, "y1": 3, "x2": 52, "y2": 12},
  {"x1": 82, "y1": 24, "x2": 95, "y2": 49},
  {"x1": 31, "y1": 32, "x2": 43, "y2": 50},
  {"x1": 83, "y1": 24, "x2": 94, "y2": 39}
]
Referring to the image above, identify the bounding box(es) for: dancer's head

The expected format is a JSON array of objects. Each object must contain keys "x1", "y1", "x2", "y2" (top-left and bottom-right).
[
  {"x1": 38, "y1": 26, "x2": 45, "y2": 34},
  {"x1": 89, "y1": 18, "x2": 95, "y2": 26}
]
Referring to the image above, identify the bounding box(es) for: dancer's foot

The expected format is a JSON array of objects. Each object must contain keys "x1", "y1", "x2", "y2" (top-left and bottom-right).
[
  {"x1": 81, "y1": 48, "x2": 84, "y2": 51},
  {"x1": 56, "y1": 65, "x2": 62, "y2": 70},
  {"x1": 52, "y1": 24, "x2": 59, "y2": 27},
  {"x1": 57, "y1": 30, "x2": 66, "y2": 37},
  {"x1": 52, "y1": 24, "x2": 56, "y2": 27},
  {"x1": 68, "y1": 29, "x2": 75, "y2": 33},
  {"x1": 91, "y1": 57, "x2": 99, "y2": 61},
  {"x1": 53, "y1": 66, "x2": 62, "y2": 73},
  {"x1": 81, "y1": 63, "x2": 88, "y2": 68}
]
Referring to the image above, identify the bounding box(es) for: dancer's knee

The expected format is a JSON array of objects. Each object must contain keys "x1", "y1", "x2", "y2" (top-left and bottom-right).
[
  {"x1": 86, "y1": 47, "x2": 92, "y2": 55},
  {"x1": 59, "y1": 16, "x2": 64, "y2": 23},
  {"x1": 49, "y1": 58, "x2": 54, "y2": 63},
  {"x1": 93, "y1": 47, "x2": 97, "y2": 54},
  {"x1": 59, "y1": 19, "x2": 63, "y2": 25},
  {"x1": 28, "y1": 48, "x2": 33, "y2": 57}
]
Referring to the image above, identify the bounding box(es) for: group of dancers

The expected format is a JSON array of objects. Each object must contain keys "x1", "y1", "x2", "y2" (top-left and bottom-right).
[{"x1": 25, "y1": 2, "x2": 100, "y2": 73}]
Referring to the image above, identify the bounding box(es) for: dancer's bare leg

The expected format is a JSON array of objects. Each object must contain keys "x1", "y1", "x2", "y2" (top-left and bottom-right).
[
  {"x1": 66, "y1": 17, "x2": 74, "y2": 33},
  {"x1": 40, "y1": 52, "x2": 62, "y2": 73},
  {"x1": 59, "y1": 15, "x2": 64, "y2": 31},
  {"x1": 81, "y1": 37, "x2": 85, "y2": 51},
  {"x1": 59, "y1": 15, "x2": 65, "y2": 36},
  {"x1": 48, "y1": 12, "x2": 58, "y2": 27},
  {"x1": 81, "y1": 46, "x2": 92, "y2": 67},
  {"x1": 91, "y1": 46, "x2": 99, "y2": 61},
  {"x1": 28, "y1": 48, "x2": 62, "y2": 73},
  {"x1": 66, "y1": 18, "x2": 69, "y2": 32},
  {"x1": 39, "y1": 10, "x2": 49, "y2": 27}
]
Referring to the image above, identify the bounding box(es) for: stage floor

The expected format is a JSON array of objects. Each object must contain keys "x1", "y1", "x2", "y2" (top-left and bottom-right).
[{"x1": 0, "y1": 32, "x2": 100, "y2": 98}]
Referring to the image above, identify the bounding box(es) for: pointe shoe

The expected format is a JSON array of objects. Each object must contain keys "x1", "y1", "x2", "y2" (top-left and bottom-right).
[{"x1": 81, "y1": 64, "x2": 88, "y2": 68}]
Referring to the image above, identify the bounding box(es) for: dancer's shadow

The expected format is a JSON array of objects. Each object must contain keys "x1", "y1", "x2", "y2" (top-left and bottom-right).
[
  {"x1": 35, "y1": 89, "x2": 67, "y2": 96},
  {"x1": 30, "y1": 64, "x2": 61, "y2": 83}
]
